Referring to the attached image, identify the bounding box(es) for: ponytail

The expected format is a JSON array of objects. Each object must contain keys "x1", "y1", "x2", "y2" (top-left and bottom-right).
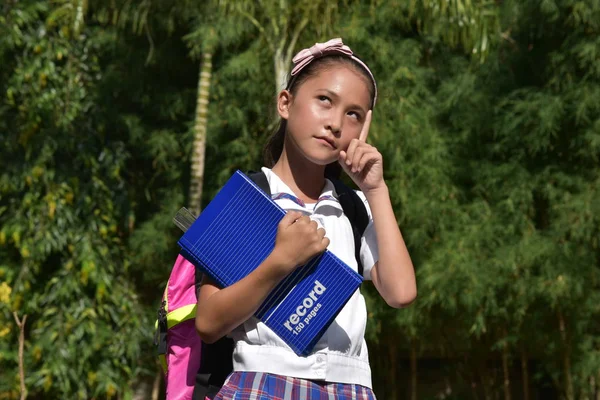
[{"x1": 263, "y1": 120, "x2": 286, "y2": 168}]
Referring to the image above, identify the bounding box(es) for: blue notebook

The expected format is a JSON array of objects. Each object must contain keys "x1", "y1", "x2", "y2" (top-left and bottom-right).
[{"x1": 177, "y1": 170, "x2": 363, "y2": 356}]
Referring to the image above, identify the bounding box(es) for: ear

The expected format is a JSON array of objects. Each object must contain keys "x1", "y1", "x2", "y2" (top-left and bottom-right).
[{"x1": 277, "y1": 89, "x2": 293, "y2": 120}]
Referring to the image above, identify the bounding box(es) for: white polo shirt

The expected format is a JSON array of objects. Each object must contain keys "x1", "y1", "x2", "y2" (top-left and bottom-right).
[{"x1": 229, "y1": 167, "x2": 379, "y2": 389}]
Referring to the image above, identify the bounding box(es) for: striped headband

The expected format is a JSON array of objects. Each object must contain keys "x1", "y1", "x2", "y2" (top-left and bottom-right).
[{"x1": 288, "y1": 38, "x2": 378, "y2": 107}]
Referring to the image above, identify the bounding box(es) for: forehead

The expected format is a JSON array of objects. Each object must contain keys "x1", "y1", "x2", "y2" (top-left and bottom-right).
[{"x1": 298, "y1": 65, "x2": 372, "y2": 109}]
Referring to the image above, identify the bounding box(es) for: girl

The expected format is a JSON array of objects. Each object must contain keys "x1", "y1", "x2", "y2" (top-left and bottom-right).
[{"x1": 195, "y1": 38, "x2": 417, "y2": 399}]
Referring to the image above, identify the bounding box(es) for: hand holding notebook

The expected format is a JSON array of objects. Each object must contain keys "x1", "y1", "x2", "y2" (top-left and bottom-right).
[{"x1": 269, "y1": 211, "x2": 330, "y2": 275}]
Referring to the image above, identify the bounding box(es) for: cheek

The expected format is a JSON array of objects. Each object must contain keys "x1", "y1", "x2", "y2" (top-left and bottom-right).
[
  {"x1": 340, "y1": 138, "x2": 356, "y2": 152},
  {"x1": 308, "y1": 102, "x2": 329, "y2": 120},
  {"x1": 341, "y1": 124, "x2": 362, "y2": 146},
  {"x1": 291, "y1": 102, "x2": 321, "y2": 126}
]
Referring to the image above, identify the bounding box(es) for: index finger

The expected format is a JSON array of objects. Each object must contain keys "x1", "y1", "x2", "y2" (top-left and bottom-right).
[
  {"x1": 359, "y1": 110, "x2": 372, "y2": 142},
  {"x1": 281, "y1": 210, "x2": 302, "y2": 225}
]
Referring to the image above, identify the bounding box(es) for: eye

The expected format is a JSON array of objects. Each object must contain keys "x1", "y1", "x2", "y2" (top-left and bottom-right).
[
  {"x1": 347, "y1": 111, "x2": 361, "y2": 120},
  {"x1": 318, "y1": 95, "x2": 331, "y2": 103}
]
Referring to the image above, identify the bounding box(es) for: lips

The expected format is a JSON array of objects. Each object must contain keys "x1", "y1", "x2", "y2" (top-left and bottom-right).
[{"x1": 315, "y1": 136, "x2": 336, "y2": 149}]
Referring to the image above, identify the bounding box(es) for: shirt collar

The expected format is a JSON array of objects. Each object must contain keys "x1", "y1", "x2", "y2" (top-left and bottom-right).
[{"x1": 263, "y1": 168, "x2": 342, "y2": 213}]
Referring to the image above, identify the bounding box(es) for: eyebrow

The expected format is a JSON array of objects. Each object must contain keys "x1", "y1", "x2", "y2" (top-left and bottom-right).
[{"x1": 318, "y1": 89, "x2": 367, "y2": 115}]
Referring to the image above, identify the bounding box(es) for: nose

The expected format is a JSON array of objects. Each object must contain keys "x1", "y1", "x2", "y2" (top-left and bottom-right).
[{"x1": 326, "y1": 111, "x2": 344, "y2": 137}]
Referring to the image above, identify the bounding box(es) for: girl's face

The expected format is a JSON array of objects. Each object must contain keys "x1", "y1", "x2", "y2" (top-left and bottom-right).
[{"x1": 278, "y1": 65, "x2": 372, "y2": 166}]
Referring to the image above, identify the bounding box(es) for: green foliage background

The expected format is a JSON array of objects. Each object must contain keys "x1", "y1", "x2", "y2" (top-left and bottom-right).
[{"x1": 1, "y1": 0, "x2": 599, "y2": 399}]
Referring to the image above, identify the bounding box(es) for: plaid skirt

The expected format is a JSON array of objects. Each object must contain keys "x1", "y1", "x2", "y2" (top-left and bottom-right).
[{"x1": 213, "y1": 372, "x2": 376, "y2": 400}]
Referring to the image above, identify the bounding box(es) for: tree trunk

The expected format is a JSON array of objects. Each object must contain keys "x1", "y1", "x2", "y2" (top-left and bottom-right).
[
  {"x1": 370, "y1": 340, "x2": 383, "y2": 398},
  {"x1": 189, "y1": 51, "x2": 213, "y2": 215},
  {"x1": 466, "y1": 355, "x2": 480, "y2": 400},
  {"x1": 596, "y1": 369, "x2": 600, "y2": 400},
  {"x1": 273, "y1": 47, "x2": 288, "y2": 96},
  {"x1": 74, "y1": 0, "x2": 86, "y2": 35},
  {"x1": 558, "y1": 311, "x2": 574, "y2": 400},
  {"x1": 272, "y1": 18, "x2": 307, "y2": 97},
  {"x1": 389, "y1": 337, "x2": 397, "y2": 400},
  {"x1": 132, "y1": 378, "x2": 152, "y2": 400},
  {"x1": 479, "y1": 360, "x2": 492, "y2": 400},
  {"x1": 502, "y1": 332, "x2": 511, "y2": 400},
  {"x1": 470, "y1": 378, "x2": 480, "y2": 400},
  {"x1": 13, "y1": 313, "x2": 27, "y2": 400},
  {"x1": 520, "y1": 346, "x2": 529, "y2": 400},
  {"x1": 410, "y1": 339, "x2": 418, "y2": 400},
  {"x1": 380, "y1": 340, "x2": 389, "y2": 399},
  {"x1": 151, "y1": 369, "x2": 161, "y2": 400}
]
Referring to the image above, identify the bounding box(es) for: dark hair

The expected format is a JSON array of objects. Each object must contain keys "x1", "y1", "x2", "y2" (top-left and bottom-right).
[{"x1": 262, "y1": 55, "x2": 376, "y2": 179}]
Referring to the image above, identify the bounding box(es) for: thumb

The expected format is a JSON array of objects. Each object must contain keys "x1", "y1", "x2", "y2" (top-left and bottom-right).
[
  {"x1": 280, "y1": 210, "x2": 302, "y2": 227},
  {"x1": 338, "y1": 151, "x2": 352, "y2": 175}
]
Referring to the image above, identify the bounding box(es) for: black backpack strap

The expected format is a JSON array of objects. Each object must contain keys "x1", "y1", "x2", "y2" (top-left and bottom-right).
[
  {"x1": 247, "y1": 170, "x2": 272, "y2": 196},
  {"x1": 331, "y1": 179, "x2": 369, "y2": 277},
  {"x1": 193, "y1": 336, "x2": 234, "y2": 400}
]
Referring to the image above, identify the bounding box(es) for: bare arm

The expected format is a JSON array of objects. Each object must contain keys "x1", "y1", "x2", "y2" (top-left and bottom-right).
[
  {"x1": 195, "y1": 211, "x2": 330, "y2": 343},
  {"x1": 196, "y1": 253, "x2": 288, "y2": 343},
  {"x1": 365, "y1": 185, "x2": 417, "y2": 308},
  {"x1": 340, "y1": 110, "x2": 417, "y2": 309}
]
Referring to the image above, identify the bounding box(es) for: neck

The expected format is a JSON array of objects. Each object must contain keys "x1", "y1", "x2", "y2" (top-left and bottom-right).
[{"x1": 271, "y1": 143, "x2": 326, "y2": 203}]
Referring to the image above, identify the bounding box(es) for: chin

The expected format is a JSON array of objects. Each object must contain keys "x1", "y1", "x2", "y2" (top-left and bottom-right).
[
  {"x1": 305, "y1": 155, "x2": 338, "y2": 166},
  {"x1": 305, "y1": 148, "x2": 339, "y2": 165}
]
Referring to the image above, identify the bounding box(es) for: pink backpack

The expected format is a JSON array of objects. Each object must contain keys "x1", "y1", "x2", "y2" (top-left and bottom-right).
[{"x1": 155, "y1": 254, "x2": 202, "y2": 400}]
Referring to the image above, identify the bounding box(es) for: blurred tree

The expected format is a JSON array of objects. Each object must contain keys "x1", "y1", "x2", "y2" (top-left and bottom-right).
[
  {"x1": 184, "y1": 1, "x2": 251, "y2": 214},
  {"x1": 408, "y1": 0, "x2": 500, "y2": 61},
  {"x1": 0, "y1": 1, "x2": 147, "y2": 398},
  {"x1": 428, "y1": 1, "x2": 600, "y2": 398},
  {"x1": 221, "y1": 1, "x2": 349, "y2": 95},
  {"x1": 2, "y1": 1, "x2": 599, "y2": 399}
]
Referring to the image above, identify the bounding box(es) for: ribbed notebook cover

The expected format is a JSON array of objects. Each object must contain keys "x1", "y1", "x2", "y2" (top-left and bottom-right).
[{"x1": 178, "y1": 170, "x2": 363, "y2": 356}]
